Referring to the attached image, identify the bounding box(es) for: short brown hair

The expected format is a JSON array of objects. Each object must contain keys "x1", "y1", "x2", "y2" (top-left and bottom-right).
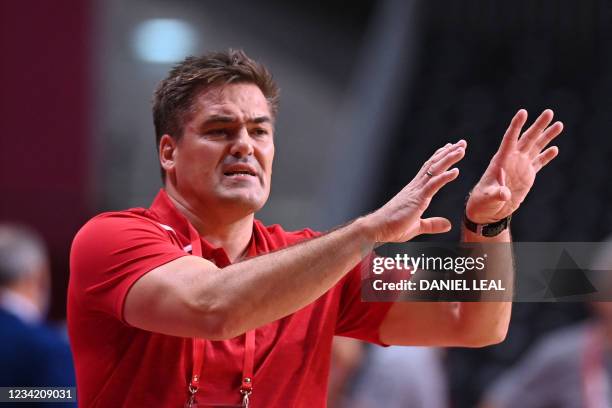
[{"x1": 152, "y1": 49, "x2": 280, "y2": 180}]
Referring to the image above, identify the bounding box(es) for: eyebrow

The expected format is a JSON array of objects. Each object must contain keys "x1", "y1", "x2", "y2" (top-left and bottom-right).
[{"x1": 202, "y1": 115, "x2": 272, "y2": 126}]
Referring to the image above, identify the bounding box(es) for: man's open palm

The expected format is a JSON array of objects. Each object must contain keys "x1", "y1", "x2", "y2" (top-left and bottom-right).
[{"x1": 466, "y1": 109, "x2": 563, "y2": 224}]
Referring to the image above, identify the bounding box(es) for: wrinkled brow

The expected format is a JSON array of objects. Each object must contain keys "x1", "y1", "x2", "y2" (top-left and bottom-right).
[{"x1": 201, "y1": 115, "x2": 272, "y2": 126}]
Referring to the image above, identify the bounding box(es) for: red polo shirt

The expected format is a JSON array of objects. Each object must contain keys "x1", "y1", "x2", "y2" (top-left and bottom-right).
[{"x1": 68, "y1": 189, "x2": 392, "y2": 407}]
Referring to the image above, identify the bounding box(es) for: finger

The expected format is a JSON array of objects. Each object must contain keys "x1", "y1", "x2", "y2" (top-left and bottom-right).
[
  {"x1": 533, "y1": 146, "x2": 559, "y2": 172},
  {"x1": 418, "y1": 144, "x2": 451, "y2": 178},
  {"x1": 429, "y1": 139, "x2": 464, "y2": 163},
  {"x1": 499, "y1": 109, "x2": 528, "y2": 157},
  {"x1": 428, "y1": 147, "x2": 465, "y2": 176},
  {"x1": 419, "y1": 140, "x2": 467, "y2": 180},
  {"x1": 517, "y1": 109, "x2": 554, "y2": 151},
  {"x1": 481, "y1": 184, "x2": 512, "y2": 202},
  {"x1": 531, "y1": 121, "x2": 563, "y2": 155},
  {"x1": 455, "y1": 139, "x2": 467, "y2": 149},
  {"x1": 419, "y1": 217, "x2": 452, "y2": 235},
  {"x1": 417, "y1": 144, "x2": 450, "y2": 178},
  {"x1": 423, "y1": 168, "x2": 460, "y2": 196},
  {"x1": 430, "y1": 143, "x2": 452, "y2": 161}
]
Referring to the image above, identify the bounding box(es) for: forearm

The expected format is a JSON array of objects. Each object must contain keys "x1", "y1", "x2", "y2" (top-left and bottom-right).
[
  {"x1": 378, "y1": 228, "x2": 513, "y2": 347},
  {"x1": 457, "y1": 226, "x2": 513, "y2": 345},
  {"x1": 199, "y1": 217, "x2": 375, "y2": 339},
  {"x1": 192, "y1": 146, "x2": 463, "y2": 340}
]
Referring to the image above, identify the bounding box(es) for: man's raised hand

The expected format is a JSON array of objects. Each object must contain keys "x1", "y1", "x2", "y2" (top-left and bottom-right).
[
  {"x1": 466, "y1": 109, "x2": 563, "y2": 224},
  {"x1": 365, "y1": 140, "x2": 466, "y2": 243}
]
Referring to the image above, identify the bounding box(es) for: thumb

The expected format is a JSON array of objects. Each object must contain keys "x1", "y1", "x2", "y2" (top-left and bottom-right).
[
  {"x1": 496, "y1": 167, "x2": 511, "y2": 201},
  {"x1": 419, "y1": 217, "x2": 452, "y2": 235},
  {"x1": 498, "y1": 186, "x2": 512, "y2": 201},
  {"x1": 482, "y1": 184, "x2": 511, "y2": 202}
]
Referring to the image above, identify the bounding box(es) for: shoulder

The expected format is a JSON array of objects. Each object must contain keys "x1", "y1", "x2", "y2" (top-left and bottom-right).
[
  {"x1": 0, "y1": 309, "x2": 31, "y2": 340},
  {"x1": 72, "y1": 209, "x2": 172, "y2": 252},
  {"x1": 69, "y1": 208, "x2": 184, "y2": 282},
  {"x1": 0, "y1": 310, "x2": 68, "y2": 353},
  {"x1": 0, "y1": 313, "x2": 73, "y2": 386},
  {"x1": 74, "y1": 208, "x2": 164, "y2": 240}
]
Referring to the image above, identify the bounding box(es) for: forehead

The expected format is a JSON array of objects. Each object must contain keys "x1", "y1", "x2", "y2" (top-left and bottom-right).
[{"x1": 191, "y1": 82, "x2": 271, "y2": 121}]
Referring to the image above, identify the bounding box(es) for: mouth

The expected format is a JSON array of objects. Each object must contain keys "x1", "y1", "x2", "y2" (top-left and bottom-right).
[
  {"x1": 222, "y1": 165, "x2": 258, "y2": 178},
  {"x1": 223, "y1": 170, "x2": 257, "y2": 177}
]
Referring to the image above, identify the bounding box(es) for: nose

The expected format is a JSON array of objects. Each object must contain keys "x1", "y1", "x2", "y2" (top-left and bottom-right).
[{"x1": 229, "y1": 127, "x2": 254, "y2": 158}]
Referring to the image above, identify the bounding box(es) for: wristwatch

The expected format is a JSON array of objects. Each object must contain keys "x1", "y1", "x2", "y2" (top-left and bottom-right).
[
  {"x1": 463, "y1": 192, "x2": 512, "y2": 237},
  {"x1": 463, "y1": 213, "x2": 512, "y2": 237}
]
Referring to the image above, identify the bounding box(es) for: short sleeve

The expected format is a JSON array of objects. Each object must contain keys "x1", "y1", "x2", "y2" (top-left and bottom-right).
[
  {"x1": 335, "y1": 254, "x2": 394, "y2": 346},
  {"x1": 69, "y1": 212, "x2": 189, "y2": 323}
]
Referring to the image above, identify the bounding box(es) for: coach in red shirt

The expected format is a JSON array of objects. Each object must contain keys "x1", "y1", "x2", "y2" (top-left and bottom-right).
[{"x1": 68, "y1": 49, "x2": 563, "y2": 407}]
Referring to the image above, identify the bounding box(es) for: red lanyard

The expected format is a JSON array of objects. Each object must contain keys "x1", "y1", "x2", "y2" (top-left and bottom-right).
[
  {"x1": 240, "y1": 330, "x2": 256, "y2": 406},
  {"x1": 582, "y1": 324, "x2": 610, "y2": 408},
  {"x1": 186, "y1": 224, "x2": 256, "y2": 408}
]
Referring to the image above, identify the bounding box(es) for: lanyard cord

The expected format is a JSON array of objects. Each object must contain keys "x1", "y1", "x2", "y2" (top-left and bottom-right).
[
  {"x1": 240, "y1": 330, "x2": 256, "y2": 406},
  {"x1": 186, "y1": 224, "x2": 256, "y2": 408}
]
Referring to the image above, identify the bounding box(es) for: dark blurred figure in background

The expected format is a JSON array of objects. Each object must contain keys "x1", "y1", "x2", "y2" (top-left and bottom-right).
[
  {"x1": 329, "y1": 337, "x2": 448, "y2": 408},
  {"x1": 481, "y1": 239, "x2": 612, "y2": 408},
  {"x1": 350, "y1": 345, "x2": 448, "y2": 408},
  {"x1": 0, "y1": 224, "x2": 75, "y2": 391}
]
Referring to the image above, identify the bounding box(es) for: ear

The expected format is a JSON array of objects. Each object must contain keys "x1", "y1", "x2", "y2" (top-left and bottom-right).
[{"x1": 159, "y1": 134, "x2": 177, "y2": 175}]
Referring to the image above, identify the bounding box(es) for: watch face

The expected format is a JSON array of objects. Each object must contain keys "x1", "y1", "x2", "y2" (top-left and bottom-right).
[
  {"x1": 482, "y1": 217, "x2": 510, "y2": 237},
  {"x1": 482, "y1": 225, "x2": 501, "y2": 237}
]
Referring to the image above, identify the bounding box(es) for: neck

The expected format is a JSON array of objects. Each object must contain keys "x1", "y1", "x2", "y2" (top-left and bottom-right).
[{"x1": 166, "y1": 189, "x2": 254, "y2": 262}]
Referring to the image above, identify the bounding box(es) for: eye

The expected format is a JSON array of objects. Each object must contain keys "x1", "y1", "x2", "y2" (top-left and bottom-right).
[
  {"x1": 205, "y1": 128, "x2": 228, "y2": 137},
  {"x1": 251, "y1": 128, "x2": 269, "y2": 137}
]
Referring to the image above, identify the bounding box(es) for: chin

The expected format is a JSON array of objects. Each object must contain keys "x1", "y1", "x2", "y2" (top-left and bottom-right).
[{"x1": 217, "y1": 193, "x2": 267, "y2": 214}]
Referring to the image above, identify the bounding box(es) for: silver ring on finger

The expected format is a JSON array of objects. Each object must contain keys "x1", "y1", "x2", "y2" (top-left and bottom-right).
[{"x1": 426, "y1": 169, "x2": 435, "y2": 177}]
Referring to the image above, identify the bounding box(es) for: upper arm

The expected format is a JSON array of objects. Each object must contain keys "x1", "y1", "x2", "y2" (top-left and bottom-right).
[
  {"x1": 379, "y1": 300, "x2": 510, "y2": 347},
  {"x1": 124, "y1": 255, "x2": 223, "y2": 338},
  {"x1": 70, "y1": 214, "x2": 221, "y2": 339},
  {"x1": 373, "y1": 249, "x2": 511, "y2": 347},
  {"x1": 378, "y1": 301, "x2": 464, "y2": 346}
]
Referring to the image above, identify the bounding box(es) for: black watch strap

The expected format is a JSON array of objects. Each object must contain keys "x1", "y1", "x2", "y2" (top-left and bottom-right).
[{"x1": 463, "y1": 213, "x2": 512, "y2": 237}]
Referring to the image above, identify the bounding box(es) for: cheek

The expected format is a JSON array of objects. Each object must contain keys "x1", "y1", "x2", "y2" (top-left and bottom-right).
[
  {"x1": 262, "y1": 143, "x2": 275, "y2": 171},
  {"x1": 180, "y1": 144, "x2": 224, "y2": 176}
]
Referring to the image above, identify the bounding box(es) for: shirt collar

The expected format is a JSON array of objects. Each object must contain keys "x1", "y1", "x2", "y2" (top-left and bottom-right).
[{"x1": 148, "y1": 189, "x2": 266, "y2": 266}]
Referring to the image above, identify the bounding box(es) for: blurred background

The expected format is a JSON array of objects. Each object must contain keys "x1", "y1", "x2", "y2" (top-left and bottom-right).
[{"x1": 1, "y1": 0, "x2": 611, "y2": 406}]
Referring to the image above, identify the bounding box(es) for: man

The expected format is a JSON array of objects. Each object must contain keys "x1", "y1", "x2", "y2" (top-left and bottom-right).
[
  {"x1": 68, "y1": 49, "x2": 563, "y2": 407},
  {"x1": 0, "y1": 224, "x2": 75, "y2": 405}
]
